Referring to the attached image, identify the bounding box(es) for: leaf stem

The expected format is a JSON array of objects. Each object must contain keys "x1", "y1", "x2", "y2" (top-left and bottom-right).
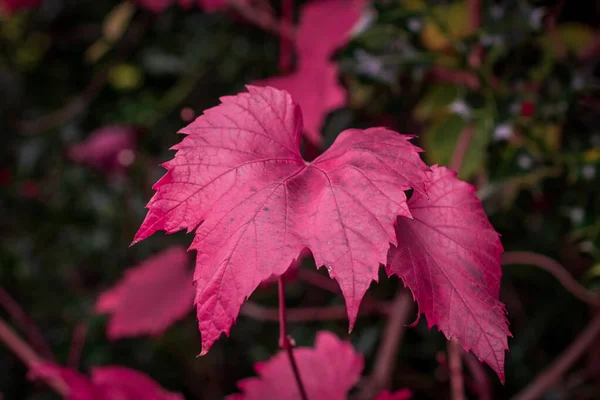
[
  {"x1": 0, "y1": 317, "x2": 69, "y2": 396},
  {"x1": 277, "y1": 276, "x2": 308, "y2": 400}
]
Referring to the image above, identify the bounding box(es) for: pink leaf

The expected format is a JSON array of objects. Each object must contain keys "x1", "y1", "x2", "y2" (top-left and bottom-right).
[
  {"x1": 68, "y1": 125, "x2": 138, "y2": 173},
  {"x1": 374, "y1": 389, "x2": 413, "y2": 400},
  {"x1": 0, "y1": 0, "x2": 41, "y2": 14},
  {"x1": 229, "y1": 331, "x2": 363, "y2": 400},
  {"x1": 295, "y1": 0, "x2": 364, "y2": 67},
  {"x1": 386, "y1": 166, "x2": 510, "y2": 382},
  {"x1": 254, "y1": 0, "x2": 365, "y2": 145},
  {"x1": 258, "y1": 63, "x2": 346, "y2": 146},
  {"x1": 133, "y1": 86, "x2": 430, "y2": 353},
  {"x1": 96, "y1": 246, "x2": 194, "y2": 339},
  {"x1": 30, "y1": 363, "x2": 183, "y2": 400}
]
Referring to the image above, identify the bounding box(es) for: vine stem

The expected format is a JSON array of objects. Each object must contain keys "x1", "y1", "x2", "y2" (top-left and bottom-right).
[
  {"x1": 502, "y1": 251, "x2": 600, "y2": 306},
  {"x1": 0, "y1": 286, "x2": 55, "y2": 361},
  {"x1": 278, "y1": 277, "x2": 308, "y2": 400},
  {"x1": 513, "y1": 312, "x2": 600, "y2": 400},
  {"x1": 355, "y1": 288, "x2": 414, "y2": 400},
  {"x1": 0, "y1": 317, "x2": 68, "y2": 396}
]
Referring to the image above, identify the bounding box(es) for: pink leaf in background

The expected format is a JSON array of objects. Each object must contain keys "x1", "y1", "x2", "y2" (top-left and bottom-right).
[
  {"x1": 0, "y1": 0, "x2": 41, "y2": 14},
  {"x1": 295, "y1": 0, "x2": 365, "y2": 67},
  {"x1": 30, "y1": 363, "x2": 183, "y2": 400},
  {"x1": 374, "y1": 389, "x2": 413, "y2": 400},
  {"x1": 254, "y1": 0, "x2": 365, "y2": 145},
  {"x1": 68, "y1": 125, "x2": 138, "y2": 173},
  {"x1": 229, "y1": 331, "x2": 363, "y2": 400},
  {"x1": 133, "y1": 86, "x2": 430, "y2": 353},
  {"x1": 386, "y1": 166, "x2": 510, "y2": 382},
  {"x1": 257, "y1": 63, "x2": 346, "y2": 146},
  {"x1": 96, "y1": 246, "x2": 194, "y2": 339}
]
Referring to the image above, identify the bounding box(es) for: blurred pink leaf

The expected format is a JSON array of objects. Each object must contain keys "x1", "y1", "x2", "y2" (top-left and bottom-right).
[
  {"x1": 254, "y1": 0, "x2": 365, "y2": 145},
  {"x1": 229, "y1": 331, "x2": 363, "y2": 400},
  {"x1": 68, "y1": 125, "x2": 138, "y2": 173},
  {"x1": 96, "y1": 246, "x2": 194, "y2": 339},
  {"x1": 30, "y1": 363, "x2": 183, "y2": 400}
]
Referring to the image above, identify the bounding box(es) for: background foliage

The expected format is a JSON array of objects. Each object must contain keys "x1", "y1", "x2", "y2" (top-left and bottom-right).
[{"x1": 1, "y1": 0, "x2": 599, "y2": 398}]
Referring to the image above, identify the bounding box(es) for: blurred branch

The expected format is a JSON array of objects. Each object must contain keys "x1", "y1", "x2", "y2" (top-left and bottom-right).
[
  {"x1": 67, "y1": 322, "x2": 88, "y2": 369},
  {"x1": 0, "y1": 317, "x2": 68, "y2": 396},
  {"x1": 426, "y1": 67, "x2": 481, "y2": 90},
  {"x1": 448, "y1": 338, "x2": 466, "y2": 400},
  {"x1": 468, "y1": 0, "x2": 481, "y2": 31},
  {"x1": 463, "y1": 351, "x2": 491, "y2": 400},
  {"x1": 241, "y1": 299, "x2": 390, "y2": 322},
  {"x1": 228, "y1": 0, "x2": 295, "y2": 42},
  {"x1": 0, "y1": 286, "x2": 55, "y2": 361},
  {"x1": 355, "y1": 288, "x2": 414, "y2": 400},
  {"x1": 17, "y1": 13, "x2": 152, "y2": 135},
  {"x1": 513, "y1": 312, "x2": 600, "y2": 400},
  {"x1": 502, "y1": 252, "x2": 600, "y2": 306},
  {"x1": 297, "y1": 268, "x2": 343, "y2": 294},
  {"x1": 450, "y1": 125, "x2": 475, "y2": 174}
]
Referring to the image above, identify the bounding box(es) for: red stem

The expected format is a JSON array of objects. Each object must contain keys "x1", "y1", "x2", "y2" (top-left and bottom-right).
[
  {"x1": 278, "y1": 277, "x2": 308, "y2": 400},
  {"x1": 502, "y1": 251, "x2": 600, "y2": 306},
  {"x1": 67, "y1": 322, "x2": 88, "y2": 368},
  {"x1": 0, "y1": 286, "x2": 56, "y2": 361},
  {"x1": 279, "y1": 0, "x2": 293, "y2": 73},
  {"x1": 450, "y1": 125, "x2": 475, "y2": 174},
  {"x1": 514, "y1": 312, "x2": 600, "y2": 400},
  {"x1": 0, "y1": 317, "x2": 69, "y2": 396}
]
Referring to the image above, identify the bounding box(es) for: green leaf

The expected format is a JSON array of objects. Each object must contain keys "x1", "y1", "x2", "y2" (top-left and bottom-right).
[{"x1": 413, "y1": 84, "x2": 461, "y2": 122}]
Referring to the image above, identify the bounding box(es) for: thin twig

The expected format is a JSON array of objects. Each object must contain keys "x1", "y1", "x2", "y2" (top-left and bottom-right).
[
  {"x1": 450, "y1": 125, "x2": 475, "y2": 174},
  {"x1": 513, "y1": 312, "x2": 600, "y2": 400},
  {"x1": 0, "y1": 286, "x2": 55, "y2": 361},
  {"x1": 67, "y1": 322, "x2": 88, "y2": 369},
  {"x1": 278, "y1": 277, "x2": 308, "y2": 400},
  {"x1": 355, "y1": 288, "x2": 414, "y2": 400},
  {"x1": 463, "y1": 351, "x2": 492, "y2": 400},
  {"x1": 241, "y1": 300, "x2": 390, "y2": 322},
  {"x1": 297, "y1": 268, "x2": 342, "y2": 294},
  {"x1": 448, "y1": 339, "x2": 466, "y2": 400},
  {"x1": 0, "y1": 317, "x2": 68, "y2": 396},
  {"x1": 502, "y1": 251, "x2": 600, "y2": 306}
]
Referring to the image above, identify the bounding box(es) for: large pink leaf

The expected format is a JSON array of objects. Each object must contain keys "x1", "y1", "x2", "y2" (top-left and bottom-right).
[
  {"x1": 229, "y1": 331, "x2": 363, "y2": 400},
  {"x1": 133, "y1": 86, "x2": 430, "y2": 353},
  {"x1": 386, "y1": 166, "x2": 510, "y2": 382},
  {"x1": 31, "y1": 363, "x2": 183, "y2": 400},
  {"x1": 254, "y1": 0, "x2": 365, "y2": 145},
  {"x1": 96, "y1": 246, "x2": 194, "y2": 338}
]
